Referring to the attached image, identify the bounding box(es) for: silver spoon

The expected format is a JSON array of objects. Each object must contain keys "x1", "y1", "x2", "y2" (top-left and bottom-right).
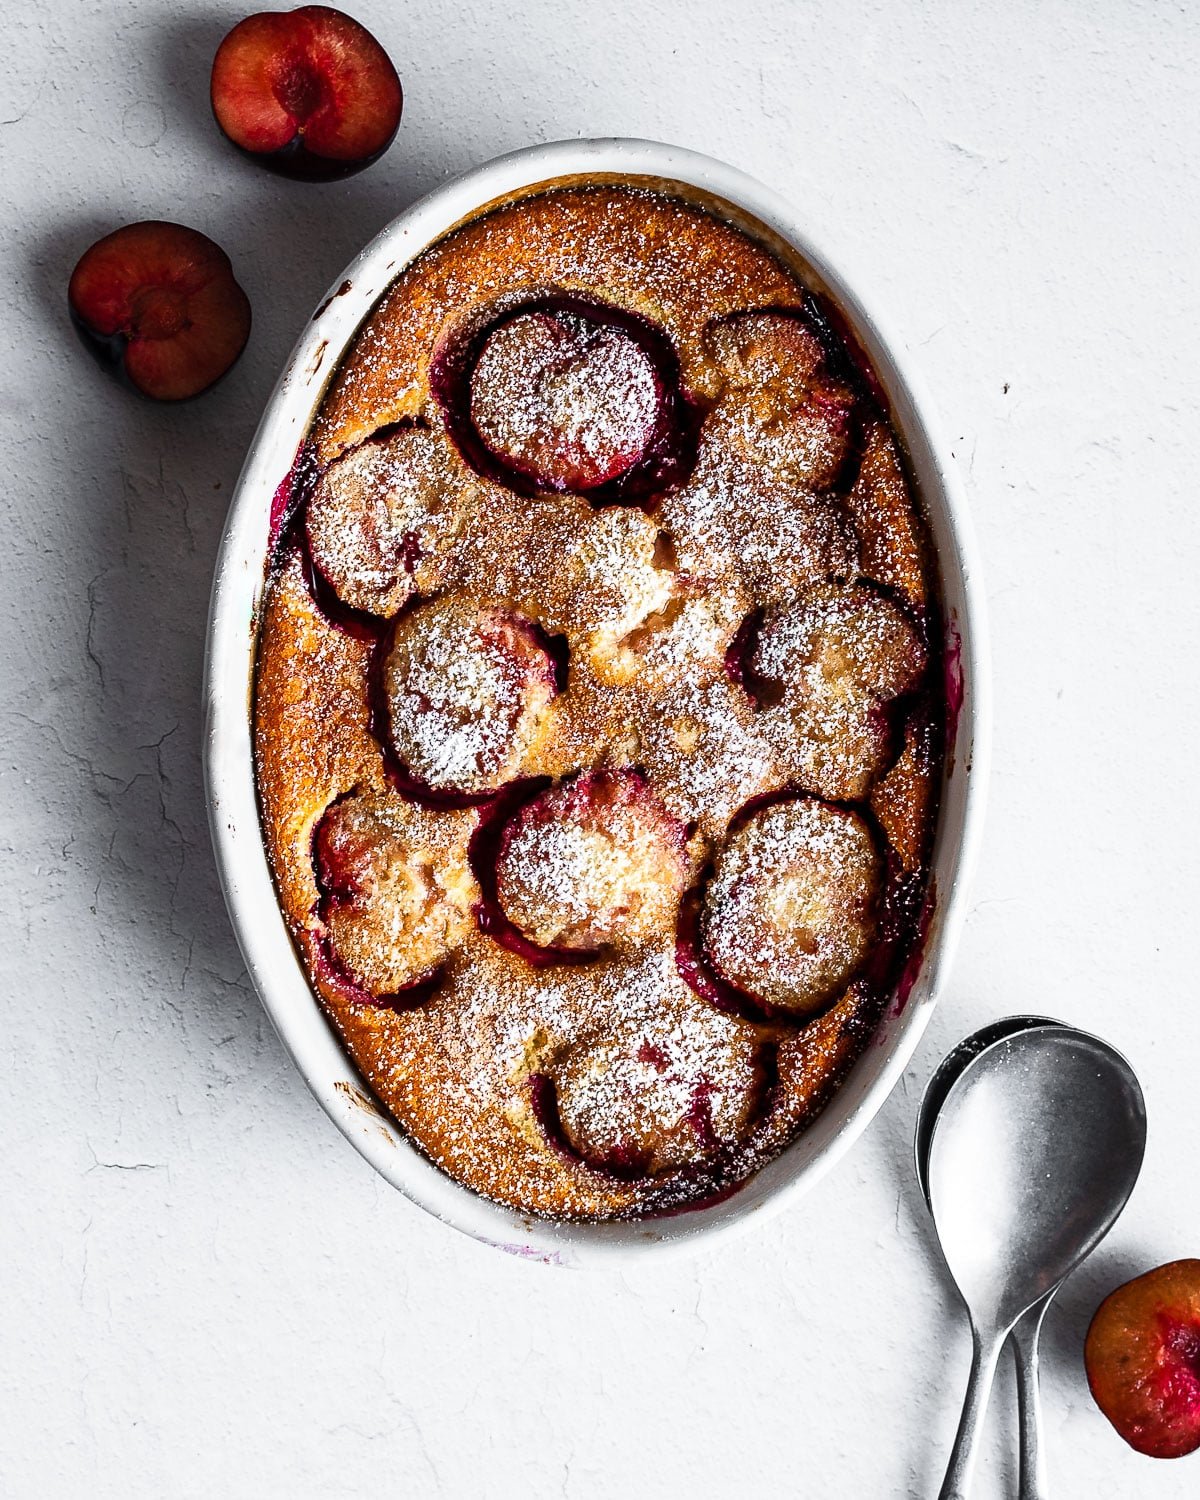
[
  {"x1": 925, "y1": 1025, "x2": 1146, "y2": 1500},
  {"x1": 916, "y1": 1016, "x2": 1061, "y2": 1499}
]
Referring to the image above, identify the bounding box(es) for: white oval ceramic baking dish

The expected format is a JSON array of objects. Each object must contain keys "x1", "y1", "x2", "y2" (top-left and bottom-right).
[{"x1": 203, "y1": 138, "x2": 990, "y2": 1266}]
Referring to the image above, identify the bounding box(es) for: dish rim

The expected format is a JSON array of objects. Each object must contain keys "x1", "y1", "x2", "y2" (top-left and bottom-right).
[{"x1": 202, "y1": 137, "x2": 991, "y2": 1266}]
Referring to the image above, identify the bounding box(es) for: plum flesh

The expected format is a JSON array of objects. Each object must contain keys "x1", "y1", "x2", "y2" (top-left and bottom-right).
[
  {"x1": 1086, "y1": 1259, "x2": 1200, "y2": 1459},
  {"x1": 211, "y1": 6, "x2": 402, "y2": 180},
  {"x1": 68, "y1": 221, "x2": 250, "y2": 400}
]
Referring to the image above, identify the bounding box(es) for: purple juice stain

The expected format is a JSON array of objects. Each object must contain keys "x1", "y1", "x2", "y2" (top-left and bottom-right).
[
  {"x1": 890, "y1": 880, "x2": 937, "y2": 1017},
  {"x1": 637, "y1": 1041, "x2": 669, "y2": 1072},
  {"x1": 268, "y1": 441, "x2": 319, "y2": 557},
  {"x1": 943, "y1": 620, "x2": 965, "y2": 749},
  {"x1": 686, "y1": 1079, "x2": 719, "y2": 1155},
  {"x1": 802, "y1": 290, "x2": 889, "y2": 418}
]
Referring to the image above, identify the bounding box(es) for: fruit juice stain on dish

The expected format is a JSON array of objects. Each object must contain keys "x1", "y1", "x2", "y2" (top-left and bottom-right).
[{"x1": 252, "y1": 182, "x2": 946, "y2": 1220}]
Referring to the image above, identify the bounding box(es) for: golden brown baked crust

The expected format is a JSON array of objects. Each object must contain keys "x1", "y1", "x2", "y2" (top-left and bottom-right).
[{"x1": 253, "y1": 184, "x2": 943, "y2": 1220}]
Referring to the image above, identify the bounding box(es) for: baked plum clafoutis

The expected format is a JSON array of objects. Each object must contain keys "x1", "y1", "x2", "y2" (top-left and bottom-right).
[{"x1": 254, "y1": 183, "x2": 945, "y2": 1220}]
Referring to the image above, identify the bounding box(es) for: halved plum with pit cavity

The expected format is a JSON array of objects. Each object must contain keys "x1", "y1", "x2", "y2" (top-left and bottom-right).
[
  {"x1": 704, "y1": 309, "x2": 858, "y2": 492},
  {"x1": 1086, "y1": 1259, "x2": 1200, "y2": 1459},
  {"x1": 211, "y1": 6, "x2": 402, "y2": 180},
  {"x1": 306, "y1": 426, "x2": 471, "y2": 617},
  {"x1": 698, "y1": 796, "x2": 881, "y2": 1018},
  {"x1": 741, "y1": 581, "x2": 927, "y2": 800},
  {"x1": 494, "y1": 769, "x2": 688, "y2": 953},
  {"x1": 314, "y1": 791, "x2": 476, "y2": 1000},
  {"x1": 382, "y1": 598, "x2": 558, "y2": 799},
  {"x1": 68, "y1": 221, "x2": 251, "y2": 400}
]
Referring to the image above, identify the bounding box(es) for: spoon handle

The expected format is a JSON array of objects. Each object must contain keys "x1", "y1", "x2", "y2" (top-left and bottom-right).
[
  {"x1": 939, "y1": 1325, "x2": 1004, "y2": 1500},
  {"x1": 1011, "y1": 1295, "x2": 1053, "y2": 1499}
]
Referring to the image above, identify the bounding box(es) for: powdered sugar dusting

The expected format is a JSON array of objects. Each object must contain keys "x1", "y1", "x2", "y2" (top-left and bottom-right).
[
  {"x1": 495, "y1": 772, "x2": 687, "y2": 950},
  {"x1": 662, "y1": 422, "x2": 859, "y2": 605},
  {"x1": 319, "y1": 791, "x2": 479, "y2": 992},
  {"x1": 254, "y1": 183, "x2": 943, "y2": 1221},
  {"x1": 563, "y1": 506, "x2": 674, "y2": 640},
  {"x1": 470, "y1": 311, "x2": 660, "y2": 489},
  {"x1": 642, "y1": 674, "x2": 778, "y2": 829},
  {"x1": 461, "y1": 941, "x2": 768, "y2": 1178},
  {"x1": 384, "y1": 599, "x2": 556, "y2": 793},
  {"x1": 703, "y1": 799, "x2": 881, "y2": 1015},
  {"x1": 749, "y1": 582, "x2": 927, "y2": 800}
]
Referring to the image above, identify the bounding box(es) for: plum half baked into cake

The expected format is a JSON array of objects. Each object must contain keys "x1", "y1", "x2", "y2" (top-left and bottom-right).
[{"x1": 254, "y1": 183, "x2": 945, "y2": 1220}]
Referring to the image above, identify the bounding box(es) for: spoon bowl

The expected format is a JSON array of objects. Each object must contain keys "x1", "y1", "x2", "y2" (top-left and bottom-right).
[
  {"x1": 915, "y1": 1015, "x2": 1061, "y2": 1207},
  {"x1": 929, "y1": 1027, "x2": 1146, "y2": 1323},
  {"x1": 925, "y1": 1024, "x2": 1146, "y2": 1498}
]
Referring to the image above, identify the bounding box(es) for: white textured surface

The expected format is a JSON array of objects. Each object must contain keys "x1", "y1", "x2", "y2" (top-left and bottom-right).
[{"x1": 2, "y1": 1, "x2": 1198, "y2": 1494}]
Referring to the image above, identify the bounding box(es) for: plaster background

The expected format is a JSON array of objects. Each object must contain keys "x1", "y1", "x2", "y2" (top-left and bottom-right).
[{"x1": 2, "y1": 2, "x2": 1198, "y2": 1494}]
